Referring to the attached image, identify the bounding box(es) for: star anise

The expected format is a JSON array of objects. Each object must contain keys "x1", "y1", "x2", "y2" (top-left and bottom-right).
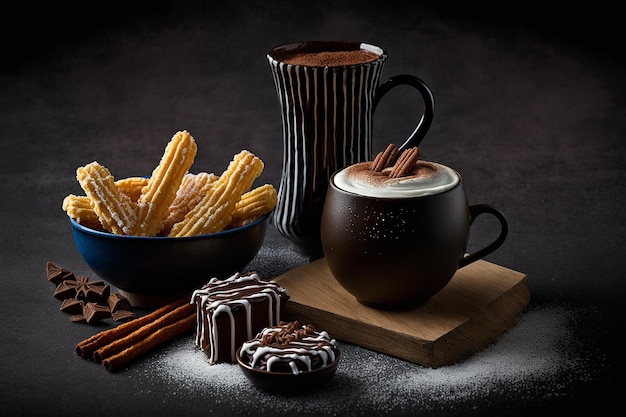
[{"x1": 53, "y1": 276, "x2": 110, "y2": 303}]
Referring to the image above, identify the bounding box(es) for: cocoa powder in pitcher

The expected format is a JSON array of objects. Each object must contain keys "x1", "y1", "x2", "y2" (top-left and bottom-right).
[{"x1": 281, "y1": 50, "x2": 380, "y2": 66}]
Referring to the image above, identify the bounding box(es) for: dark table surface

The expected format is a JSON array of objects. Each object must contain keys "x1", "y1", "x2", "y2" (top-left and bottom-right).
[{"x1": 2, "y1": 1, "x2": 624, "y2": 416}]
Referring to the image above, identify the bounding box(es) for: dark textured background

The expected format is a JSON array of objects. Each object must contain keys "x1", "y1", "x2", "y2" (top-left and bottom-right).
[{"x1": 1, "y1": 1, "x2": 623, "y2": 415}]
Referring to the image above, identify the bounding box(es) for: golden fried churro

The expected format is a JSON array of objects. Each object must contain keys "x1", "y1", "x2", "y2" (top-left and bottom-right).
[
  {"x1": 169, "y1": 150, "x2": 264, "y2": 237},
  {"x1": 63, "y1": 177, "x2": 147, "y2": 230},
  {"x1": 230, "y1": 183, "x2": 277, "y2": 226},
  {"x1": 132, "y1": 130, "x2": 197, "y2": 236},
  {"x1": 160, "y1": 172, "x2": 219, "y2": 235},
  {"x1": 114, "y1": 177, "x2": 149, "y2": 201},
  {"x1": 62, "y1": 194, "x2": 102, "y2": 230},
  {"x1": 76, "y1": 162, "x2": 138, "y2": 235}
]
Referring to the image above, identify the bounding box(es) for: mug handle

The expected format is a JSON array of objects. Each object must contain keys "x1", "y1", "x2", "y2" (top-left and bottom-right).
[
  {"x1": 373, "y1": 74, "x2": 435, "y2": 151},
  {"x1": 458, "y1": 204, "x2": 509, "y2": 268}
]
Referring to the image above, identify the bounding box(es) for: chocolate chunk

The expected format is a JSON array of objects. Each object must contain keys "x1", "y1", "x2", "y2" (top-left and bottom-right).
[
  {"x1": 46, "y1": 262, "x2": 138, "y2": 326},
  {"x1": 60, "y1": 298, "x2": 84, "y2": 314},
  {"x1": 112, "y1": 309, "x2": 138, "y2": 322},
  {"x1": 83, "y1": 302, "x2": 111, "y2": 324},
  {"x1": 53, "y1": 280, "x2": 77, "y2": 300},
  {"x1": 46, "y1": 262, "x2": 75, "y2": 285},
  {"x1": 107, "y1": 293, "x2": 131, "y2": 312},
  {"x1": 70, "y1": 314, "x2": 86, "y2": 323}
]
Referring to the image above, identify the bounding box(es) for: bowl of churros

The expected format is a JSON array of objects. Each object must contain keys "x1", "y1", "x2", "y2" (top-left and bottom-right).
[
  {"x1": 68, "y1": 212, "x2": 270, "y2": 296},
  {"x1": 63, "y1": 130, "x2": 277, "y2": 303}
]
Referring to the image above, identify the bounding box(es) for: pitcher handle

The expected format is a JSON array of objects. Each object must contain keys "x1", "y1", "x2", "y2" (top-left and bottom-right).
[
  {"x1": 373, "y1": 74, "x2": 435, "y2": 151},
  {"x1": 458, "y1": 204, "x2": 509, "y2": 268}
]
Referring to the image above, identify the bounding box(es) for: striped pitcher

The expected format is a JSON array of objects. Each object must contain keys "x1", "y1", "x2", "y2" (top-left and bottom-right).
[{"x1": 267, "y1": 41, "x2": 434, "y2": 259}]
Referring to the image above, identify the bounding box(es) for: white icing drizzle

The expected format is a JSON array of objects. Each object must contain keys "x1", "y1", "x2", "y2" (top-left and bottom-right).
[
  {"x1": 190, "y1": 272, "x2": 290, "y2": 364},
  {"x1": 240, "y1": 325, "x2": 338, "y2": 375}
]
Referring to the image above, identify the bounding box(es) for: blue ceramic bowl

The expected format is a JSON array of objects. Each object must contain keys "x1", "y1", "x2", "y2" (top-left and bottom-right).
[{"x1": 69, "y1": 213, "x2": 270, "y2": 296}]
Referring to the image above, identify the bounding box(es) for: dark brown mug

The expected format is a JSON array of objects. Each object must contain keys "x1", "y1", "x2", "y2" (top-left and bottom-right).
[{"x1": 320, "y1": 166, "x2": 508, "y2": 310}]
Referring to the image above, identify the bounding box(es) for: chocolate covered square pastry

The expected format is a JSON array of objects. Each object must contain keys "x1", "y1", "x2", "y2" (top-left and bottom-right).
[{"x1": 191, "y1": 272, "x2": 290, "y2": 364}]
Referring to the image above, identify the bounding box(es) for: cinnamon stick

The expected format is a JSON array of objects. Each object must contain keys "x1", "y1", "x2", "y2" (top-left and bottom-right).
[
  {"x1": 102, "y1": 313, "x2": 196, "y2": 372},
  {"x1": 75, "y1": 297, "x2": 188, "y2": 359},
  {"x1": 93, "y1": 302, "x2": 195, "y2": 363}
]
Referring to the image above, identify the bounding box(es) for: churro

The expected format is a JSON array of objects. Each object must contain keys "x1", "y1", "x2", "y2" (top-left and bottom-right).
[
  {"x1": 76, "y1": 162, "x2": 137, "y2": 235},
  {"x1": 63, "y1": 176, "x2": 147, "y2": 230},
  {"x1": 160, "y1": 172, "x2": 218, "y2": 235},
  {"x1": 229, "y1": 183, "x2": 277, "y2": 227},
  {"x1": 62, "y1": 194, "x2": 102, "y2": 230},
  {"x1": 66, "y1": 130, "x2": 273, "y2": 237},
  {"x1": 132, "y1": 130, "x2": 198, "y2": 236},
  {"x1": 169, "y1": 150, "x2": 264, "y2": 237},
  {"x1": 114, "y1": 177, "x2": 149, "y2": 201}
]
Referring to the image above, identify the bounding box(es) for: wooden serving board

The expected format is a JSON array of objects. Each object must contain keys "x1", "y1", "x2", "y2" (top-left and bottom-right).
[{"x1": 273, "y1": 258, "x2": 530, "y2": 368}]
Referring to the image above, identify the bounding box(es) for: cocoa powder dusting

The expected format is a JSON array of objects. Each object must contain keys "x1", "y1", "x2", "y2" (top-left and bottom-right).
[
  {"x1": 282, "y1": 50, "x2": 380, "y2": 66},
  {"x1": 344, "y1": 160, "x2": 438, "y2": 188}
]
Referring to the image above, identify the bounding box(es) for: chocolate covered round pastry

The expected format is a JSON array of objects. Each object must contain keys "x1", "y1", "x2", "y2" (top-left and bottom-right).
[{"x1": 236, "y1": 321, "x2": 340, "y2": 392}]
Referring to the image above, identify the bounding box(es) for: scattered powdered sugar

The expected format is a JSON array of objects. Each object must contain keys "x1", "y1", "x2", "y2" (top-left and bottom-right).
[
  {"x1": 139, "y1": 230, "x2": 602, "y2": 412},
  {"x1": 149, "y1": 341, "x2": 250, "y2": 392},
  {"x1": 142, "y1": 302, "x2": 600, "y2": 414}
]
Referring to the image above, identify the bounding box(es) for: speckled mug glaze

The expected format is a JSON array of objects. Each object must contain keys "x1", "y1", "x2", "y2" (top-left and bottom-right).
[{"x1": 320, "y1": 170, "x2": 508, "y2": 310}]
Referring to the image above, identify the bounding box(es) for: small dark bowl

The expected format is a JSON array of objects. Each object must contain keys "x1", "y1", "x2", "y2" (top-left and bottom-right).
[
  {"x1": 235, "y1": 347, "x2": 340, "y2": 394},
  {"x1": 69, "y1": 213, "x2": 270, "y2": 297}
]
